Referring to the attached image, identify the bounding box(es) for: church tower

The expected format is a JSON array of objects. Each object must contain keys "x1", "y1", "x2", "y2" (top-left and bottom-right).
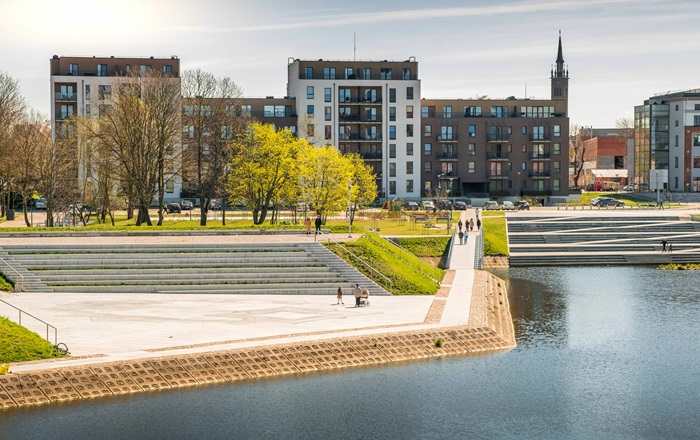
[{"x1": 550, "y1": 31, "x2": 569, "y2": 114}]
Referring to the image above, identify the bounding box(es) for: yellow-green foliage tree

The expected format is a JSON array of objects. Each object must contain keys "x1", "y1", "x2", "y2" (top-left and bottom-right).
[
  {"x1": 227, "y1": 123, "x2": 300, "y2": 224},
  {"x1": 298, "y1": 145, "x2": 353, "y2": 217},
  {"x1": 347, "y1": 153, "x2": 377, "y2": 225}
]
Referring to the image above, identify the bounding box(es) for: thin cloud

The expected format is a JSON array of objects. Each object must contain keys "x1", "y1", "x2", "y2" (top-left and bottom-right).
[{"x1": 169, "y1": 0, "x2": 639, "y2": 33}]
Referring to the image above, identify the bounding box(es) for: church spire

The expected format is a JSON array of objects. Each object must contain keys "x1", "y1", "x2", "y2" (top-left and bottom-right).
[{"x1": 554, "y1": 30, "x2": 567, "y2": 78}]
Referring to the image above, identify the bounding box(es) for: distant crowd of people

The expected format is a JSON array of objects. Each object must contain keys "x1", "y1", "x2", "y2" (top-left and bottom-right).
[{"x1": 456, "y1": 212, "x2": 480, "y2": 245}]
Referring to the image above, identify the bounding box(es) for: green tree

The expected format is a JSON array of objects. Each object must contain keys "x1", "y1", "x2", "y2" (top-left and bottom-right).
[
  {"x1": 227, "y1": 123, "x2": 299, "y2": 224},
  {"x1": 298, "y1": 145, "x2": 353, "y2": 218}
]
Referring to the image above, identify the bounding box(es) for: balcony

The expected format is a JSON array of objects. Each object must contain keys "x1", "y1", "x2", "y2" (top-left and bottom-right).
[
  {"x1": 440, "y1": 113, "x2": 454, "y2": 119},
  {"x1": 487, "y1": 152, "x2": 510, "y2": 160},
  {"x1": 360, "y1": 152, "x2": 382, "y2": 160},
  {"x1": 339, "y1": 114, "x2": 382, "y2": 123},
  {"x1": 55, "y1": 92, "x2": 77, "y2": 101},
  {"x1": 488, "y1": 174, "x2": 509, "y2": 180},
  {"x1": 338, "y1": 133, "x2": 383, "y2": 142},
  {"x1": 530, "y1": 135, "x2": 552, "y2": 142},
  {"x1": 529, "y1": 153, "x2": 551, "y2": 159},
  {"x1": 337, "y1": 97, "x2": 382, "y2": 105},
  {"x1": 437, "y1": 151, "x2": 459, "y2": 160},
  {"x1": 487, "y1": 134, "x2": 512, "y2": 142},
  {"x1": 529, "y1": 171, "x2": 551, "y2": 178},
  {"x1": 437, "y1": 134, "x2": 458, "y2": 142},
  {"x1": 56, "y1": 112, "x2": 75, "y2": 121}
]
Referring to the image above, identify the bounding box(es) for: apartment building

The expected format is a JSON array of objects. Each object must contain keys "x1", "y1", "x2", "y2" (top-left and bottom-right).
[
  {"x1": 49, "y1": 55, "x2": 183, "y2": 201},
  {"x1": 420, "y1": 36, "x2": 570, "y2": 197},
  {"x1": 580, "y1": 129, "x2": 632, "y2": 190},
  {"x1": 287, "y1": 58, "x2": 421, "y2": 199},
  {"x1": 634, "y1": 89, "x2": 700, "y2": 192}
]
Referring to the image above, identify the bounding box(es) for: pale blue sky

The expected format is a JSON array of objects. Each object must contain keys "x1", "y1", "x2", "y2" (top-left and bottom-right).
[{"x1": 3, "y1": 0, "x2": 699, "y2": 127}]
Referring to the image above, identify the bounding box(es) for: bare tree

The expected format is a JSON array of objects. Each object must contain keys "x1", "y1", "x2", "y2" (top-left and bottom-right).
[
  {"x1": 615, "y1": 117, "x2": 633, "y2": 129},
  {"x1": 182, "y1": 69, "x2": 244, "y2": 225},
  {"x1": 0, "y1": 72, "x2": 26, "y2": 218},
  {"x1": 570, "y1": 125, "x2": 591, "y2": 189},
  {"x1": 9, "y1": 113, "x2": 48, "y2": 226},
  {"x1": 34, "y1": 129, "x2": 75, "y2": 227}
]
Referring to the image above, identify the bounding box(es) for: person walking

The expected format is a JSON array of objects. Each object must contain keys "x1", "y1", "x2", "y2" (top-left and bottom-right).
[
  {"x1": 314, "y1": 214, "x2": 322, "y2": 240},
  {"x1": 304, "y1": 216, "x2": 312, "y2": 235},
  {"x1": 458, "y1": 219, "x2": 463, "y2": 232},
  {"x1": 469, "y1": 218, "x2": 474, "y2": 232},
  {"x1": 458, "y1": 230, "x2": 464, "y2": 245},
  {"x1": 336, "y1": 287, "x2": 344, "y2": 305},
  {"x1": 476, "y1": 217, "x2": 481, "y2": 231},
  {"x1": 661, "y1": 239, "x2": 667, "y2": 253},
  {"x1": 669, "y1": 243, "x2": 673, "y2": 253},
  {"x1": 352, "y1": 283, "x2": 362, "y2": 307}
]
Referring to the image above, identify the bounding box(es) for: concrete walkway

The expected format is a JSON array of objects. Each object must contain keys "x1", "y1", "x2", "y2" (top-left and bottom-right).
[{"x1": 440, "y1": 210, "x2": 479, "y2": 326}]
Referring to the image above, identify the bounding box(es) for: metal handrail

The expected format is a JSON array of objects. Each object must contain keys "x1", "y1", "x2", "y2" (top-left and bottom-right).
[
  {"x1": 0, "y1": 299, "x2": 58, "y2": 345},
  {"x1": 0, "y1": 257, "x2": 24, "y2": 292},
  {"x1": 326, "y1": 237, "x2": 393, "y2": 286}
]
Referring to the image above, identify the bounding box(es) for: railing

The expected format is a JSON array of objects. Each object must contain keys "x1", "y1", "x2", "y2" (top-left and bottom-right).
[
  {"x1": 338, "y1": 134, "x2": 383, "y2": 141},
  {"x1": 487, "y1": 134, "x2": 512, "y2": 141},
  {"x1": 339, "y1": 115, "x2": 382, "y2": 123},
  {"x1": 438, "y1": 152, "x2": 459, "y2": 160},
  {"x1": 530, "y1": 153, "x2": 551, "y2": 159},
  {"x1": 474, "y1": 229, "x2": 484, "y2": 269},
  {"x1": 326, "y1": 237, "x2": 393, "y2": 287},
  {"x1": 487, "y1": 152, "x2": 509, "y2": 159},
  {"x1": 529, "y1": 171, "x2": 551, "y2": 177},
  {"x1": 0, "y1": 257, "x2": 23, "y2": 292},
  {"x1": 437, "y1": 135, "x2": 458, "y2": 142},
  {"x1": 361, "y1": 152, "x2": 382, "y2": 160},
  {"x1": 55, "y1": 92, "x2": 77, "y2": 101},
  {"x1": 338, "y1": 97, "x2": 382, "y2": 104},
  {"x1": 0, "y1": 299, "x2": 58, "y2": 345}
]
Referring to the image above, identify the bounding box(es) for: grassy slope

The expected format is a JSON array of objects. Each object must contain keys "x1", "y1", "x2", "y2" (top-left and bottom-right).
[
  {"x1": 327, "y1": 233, "x2": 443, "y2": 295},
  {"x1": 0, "y1": 317, "x2": 64, "y2": 363},
  {"x1": 0, "y1": 274, "x2": 13, "y2": 291},
  {"x1": 483, "y1": 215, "x2": 509, "y2": 256},
  {"x1": 392, "y1": 237, "x2": 451, "y2": 257}
]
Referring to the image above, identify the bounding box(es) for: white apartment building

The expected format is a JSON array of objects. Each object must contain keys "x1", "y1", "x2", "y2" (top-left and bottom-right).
[{"x1": 287, "y1": 58, "x2": 421, "y2": 199}]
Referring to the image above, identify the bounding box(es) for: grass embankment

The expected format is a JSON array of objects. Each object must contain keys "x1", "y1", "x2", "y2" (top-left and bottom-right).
[
  {"x1": 480, "y1": 211, "x2": 509, "y2": 256},
  {"x1": 0, "y1": 317, "x2": 64, "y2": 364},
  {"x1": 658, "y1": 263, "x2": 700, "y2": 270},
  {"x1": 392, "y1": 237, "x2": 452, "y2": 268},
  {"x1": 691, "y1": 214, "x2": 700, "y2": 222},
  {"x1": 327, "y1": 233, "x2": 443, "y2": 295},
  {"x1": 0, "y1": 274, "x2": 13, "y2": 291}
]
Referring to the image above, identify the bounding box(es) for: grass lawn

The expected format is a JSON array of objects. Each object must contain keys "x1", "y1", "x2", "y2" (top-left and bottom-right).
[
  {"x1": 326, "y1": 233, "x2": 443, "y2": 295},
  {"x1": 691, "y1": 214, "x2": 700, "y2": 222},
  {"x1": 659, "y1": 263, "x2": 700, "y2": 270},
  {"x1": 481, "y1": 210, "x2": 505, "y2": 218},
  {"x1": 483, "y1": 216, "x2": 509, "y2": 256},
  {"x1": 0, "y1": 274, "x2": 13, "y2": 292},
  {"x1": 0, "y1": 317, "x2": 64, "y2": 364},
  {"x1": 392, "y1": 236, "x2": 452, "y2": 269}
]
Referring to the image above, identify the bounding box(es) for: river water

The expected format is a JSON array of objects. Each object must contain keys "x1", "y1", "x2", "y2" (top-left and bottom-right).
[{"x1": 1, "y1": 267, "x2": 698, "y2": 439}]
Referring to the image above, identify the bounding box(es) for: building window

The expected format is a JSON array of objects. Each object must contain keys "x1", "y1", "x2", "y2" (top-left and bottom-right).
[
  {"x1": 389, "y1": 88, "x2": 396, "y2": 103},
  {"x1": 424, "y1": 143, "x2": 432, "y2": 155},
  {"x1": 468, "y1": 124, "x2": 477, "y2": 137},
  {"x1": 325, "y1": 125, "x2": 332, "y2": 140},
  {"x1": 68, "y1": 63, "x2": 79, "y2": 75},
  {"x1": 389, "y1": 162, "x2": 396, "y2": 177},
  {"x1": 406, "y1": 179, "x2": 414, "y2": 193},
  {"x1": 467, "y1": 144, "x2": 476, "y2": 155},
  {"x1": 362, "y1": 68, "x2": 371, "y2": 80},
  {"x1": 491, "y1": 106, "x2": 504, "y2": 118},
  {"x1": 389, "y1": 106, "x2": 396, "y2": 122},
  {"x1": 139, "y1": 65, "x2": 150, "y2": 75},
  {"x1": 98, "y1": 85, "x2": 112, "y2": 100},
  {"x1": 694, "y1": 115, "x2": 700, "y2": 126},
  {"x1": 324, "y1": 106, "x2": 331, "y2": 121},
  {"x1": 240, "y1": 105, "x2": 252, "y2": 117},
  {"x1": 674, "y1": 176, "x2": 679, "y2": 189},
  {"x1": 424, "y1": 125, "x2": 432, "y2": 136},
  {"x1": 406, "y1": 105, "x2": 414, "y2": 119},
  {"x1": 307, "y1": 105, "x2": 314, "y2": 115},
  {"x1": 553, "y1": 125, "x2": 561, "y2": 137},
  {"x1": 264, "y1": 105, "x2": 275, "y2": 117},
  {"x1": 424, "y1": 181, "x2": 432, "y2": 193},
  {"x1": 521, "y1": 126, "x2": 528, "y2": 135},
  {"x1": 406, "y1": 87, "x2": 414, "y2": 100},
  {"x1": 323, "y1": 67, "x2": 336, "y2": 79},
  {"x1": 440, "y1": 126, "x2": 454, "y2": 140},
  {"x1": 402, "y1": 68, "x2": 412, "y2": 80},
  {"x1": 442, "y1": 105, "x2": 452, "y2": 119},
  {"x1": 380, "y1": 68, "x2": 392, "y2": 80},
  {"x1": 304, "y1": 67, "x2": 313, "y2": 79},
  {"x1": 306, "y1": 86, "x2": 314, "y2": 99},
  {"x1": 406, "y1": 124, "x2": 413, "y2": 137},
  {"x1": 552, "y1": 143, "x2": 560, "y2": 155},
  {"x1": 163, "y1": 64, "x2": 173, "y2": 75},
  {"x1": 675, "y1": 156, "x2": 679, "y2": 168},
  {"x1": 675, "y1": 135, "x2": 679, "y2": 147},
  {"x1": 465, "y1": 106, "x2": 481, "y2": 117},
  {"x1": 422, "y1": 106, "x2": 430, "y2": 118},
  {"x1": 389, "y1": 180, "x2": 396, "y2": 195},
  {"x1": 467, "y1": 161, "x2": 475, "y2": 173},
  {"x1": 389, "y1": 125, "x2": 396, "y2": 140},
  {"x1": 389, "y1": 144, "x2": 396, "y2": 159},
  {"x1": 97, "y1": 64, "x2": 108, "y2": 76},
  {"x1": 184, "y1": 125, "x2": 194, "y2": 139},
  {"x1": 441, "y1": 162, "x2": 454, "y2": 174},
  {"x1": 675, "y1": 120, "x2": 679, "y2": 127},
  {"x1": 553, "y1": 179, "x2": 560, "y2": 192},
  {"x1": 406, "y1": 143, "x2": 413, "y2": 156},
  {"x1": 424, "y1": 161, "x2": 432, "y2": 172},
  {"x1": 307, "y1": 124, "x2": 314, "y2": 137},
  {"x1": 693, "y1": 134, "x2": 700, "y2": 147},
  {"x1": 532, "y1": 126, "x2": 544, "y2": 140},
  {"x1": 406, "y1": 161, "x2": 413, "y2": 175},
  {"x1": 344, "y1": 67, "x2": 353, "y2": 79},
  {"x1": 324, "y1": 87, "x2": 331, "y2": 103}
]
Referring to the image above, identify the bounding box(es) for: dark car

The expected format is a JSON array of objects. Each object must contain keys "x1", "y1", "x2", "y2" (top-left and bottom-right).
[
  {"x1": 179, "y1": 200, "x2": 194, "y2": 210},
  {"x1": 404, "y1": 201, "x2": 420, "y2": 211},
  {"x1": 166, "y1": 203, "x2": 181, "y2": 213},
  {"x1": 436, "y1": 199, "x2": 453, "y2": 210},
  {"x1": 516, "y1": 201, "x2": 530, "y2": 210},
  {"x1": 592, "y1": 197, "x2": 624, "y2": 208},
  {"x1": 453, "y1": 201, "x2": 468, "y2": 210}
]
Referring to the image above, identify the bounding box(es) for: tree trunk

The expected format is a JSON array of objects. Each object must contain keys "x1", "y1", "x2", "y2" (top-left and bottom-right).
[
  {"x1": 22, "y1": 197, "x2": 30, "y2": 227},
  {"x1": 199, "y1": 195, "x2": 207, "y2": 226},
  {"x1": 252, "y1": 205, "x2": 268, "y2": 225},
  {"x1": 136, "y1": 204, "x2": 152, "y2": 226}
]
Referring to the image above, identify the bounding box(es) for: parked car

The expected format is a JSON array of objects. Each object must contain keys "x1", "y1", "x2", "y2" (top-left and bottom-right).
[
  {"x1": 622, "y1": 185, "x2": 635, "y2": 192},
  {"x1": 421, "y1": 200, "x2": 435, "y2": 211},
  {"x1": 404, "y1": 201, "x2": 420, "y2": 211},
  {"x1": 435, "y1": 199, "x2": 453, "y2": 210},
  {"x1": 209, "y1": 199, "x2": 222, "y2": 210},
  {"x1": 516, "y1": 201, "x2": 530, "y2": 211},
  {"x1": 34, "y1": 198, "x2": 47, "y2": 210},
  {"x1": 591, "y1": 197, "x2": 624, "y2": 208},
  {"x1": 501, "y1": 201, "x2": 516, "y2": 210},
  {"x1": 484, "y1": 200, "x2": 500, "y2": 210},
  {"x1": 453, "y1": 200, "x2": 468, "y2": 210},
  {"x1": 179, "y1": 200, "x2": 194, "y2": 210},
  {"x1": 166, "y1": 203, "x2": 181, "y2": 213}
]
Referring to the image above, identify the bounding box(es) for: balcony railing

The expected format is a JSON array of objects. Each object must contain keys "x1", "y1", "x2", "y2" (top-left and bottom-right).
[
  {"x1": 360, "y1": 152, "x2": 382, "y2": 160},
  {"x1": 338, "y1": 97, "x2": 382, "y2": 104},
  {"x1": 530, "y1": 135, "x2": 552, "y2": 141},
  {"x1": 338, "y1": 134, "x2": 383, "y2": 141},
  {"x1": 339, "y1": 114, "x2": 382, "y2": 123},
  {"x1": 487, "y1": 134, "x2": 512, "y2": 141},
  {"x1": 487, "y1": 152, "x2": 510, "y2": 159},
  {"x1": 437, "y1": 134, "x2": 458, "y2": 142},
  {"x1": 529, "y1": 153, "x2": 551, "y2": 159},
  {"x1": 55, "y1": 92, "x2": 77, "y2": 101},
  {"x1": 437, "y1": 151, "x2": 458, "y2": 160},
  {"x1": 529, "y1": 171, "x2": 551, "y2": 177}
]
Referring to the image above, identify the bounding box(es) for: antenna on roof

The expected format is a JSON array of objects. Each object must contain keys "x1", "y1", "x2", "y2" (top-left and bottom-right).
[
  {"x1": 353, "y1": 32, "x2": 357, "y2": 61},
  {"x1": 524, "y1": 82, "x2": 527, "y2": 98}
]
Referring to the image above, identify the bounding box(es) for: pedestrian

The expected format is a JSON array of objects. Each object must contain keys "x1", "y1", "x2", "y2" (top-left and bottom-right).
[
  {"x1": 304, "y1": 216, "x2": 312, "y2": 235},
  {"x1": 669, "y1": 243, "x2": 673, "y2": 253},
  {"x1": 458, "y1": 219, "x2": 463, "y2": 232},
  {"x1": 476, "y1": 217, "x2": 481, "y2": 231},
  {"x1": 469, "y1": 218, "x2": 474, "y2": 231},
  {"x1": 661, "y1": 239, "x2": 667, "y2": 253},
  {"x1": 458, "y1": 230, "x2": 464, "y2": 245},
  {"x1": 352, "y1": 283, "x2": 362, "y2": 307},
  {"x1": 336, "y1": 287, "x2": 344, "y2": 305},
  {"x1": 314, "y1": 214, "x2": 322, "y2": 236}
]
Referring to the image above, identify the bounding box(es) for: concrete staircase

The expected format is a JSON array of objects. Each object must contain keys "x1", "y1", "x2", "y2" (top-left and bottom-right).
[
  {"x1": 0, "y1": 243, "x2": 389, "y2": 296},
  {"x1": 506, "y1": 214, "x2": 700, "y2": 266}
]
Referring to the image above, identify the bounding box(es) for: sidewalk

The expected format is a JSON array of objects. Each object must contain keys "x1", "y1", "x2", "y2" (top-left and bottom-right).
[{"x1": 440, "y1": 210, "x2": 478, "y2": 326}]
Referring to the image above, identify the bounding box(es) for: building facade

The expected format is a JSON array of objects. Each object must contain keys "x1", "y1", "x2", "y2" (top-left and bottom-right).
[
  {"x1": 635, "y1": 89, "x2": 700, "y2": 192},
  {"x1": 580, "y1": 130, "x2": 631, "y2": 190},
  {"x1": 50, "y1": 55, "x2": 183, "y2": 201}
]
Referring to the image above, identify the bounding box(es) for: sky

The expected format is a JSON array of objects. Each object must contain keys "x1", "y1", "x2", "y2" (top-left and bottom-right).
[{"x1": 2, "y1": 0, "x2": 700, "y2": 127}]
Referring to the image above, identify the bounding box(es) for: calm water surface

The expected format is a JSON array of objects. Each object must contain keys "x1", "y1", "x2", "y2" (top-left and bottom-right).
[{"x1": 1, "y1": 267, "x2": 699, "y2": 439}]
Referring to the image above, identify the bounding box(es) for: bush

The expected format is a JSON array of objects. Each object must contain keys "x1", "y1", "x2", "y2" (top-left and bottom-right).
[
  {"x1": 0, "y1": 364, "x2": 8, "y2": 375},
  {"x1": 0, "y1": 274, "x2": 13, "y2": 292}
]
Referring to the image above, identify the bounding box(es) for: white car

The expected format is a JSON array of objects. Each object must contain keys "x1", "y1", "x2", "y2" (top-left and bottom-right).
[
  {"x1": 501, "y1": 201, "x2": 515, "y2": 210},
  {"x1": 484, "y1": 201, "x2": 500, "y2": 210},
  {"x1": 34, "y1": 198, "x2": 47, "y2": 209},
  {"x1": 421, "y1": 200, "x2": 435, "y2": 211}
]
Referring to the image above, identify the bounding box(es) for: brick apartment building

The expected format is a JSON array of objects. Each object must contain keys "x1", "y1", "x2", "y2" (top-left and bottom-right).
[
  {"x1": 51, "y1": 35, "x2": 570, "y2": 201},
  {"x1": 579, "y1": 129, "x2": 633, "y2": 190}
]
